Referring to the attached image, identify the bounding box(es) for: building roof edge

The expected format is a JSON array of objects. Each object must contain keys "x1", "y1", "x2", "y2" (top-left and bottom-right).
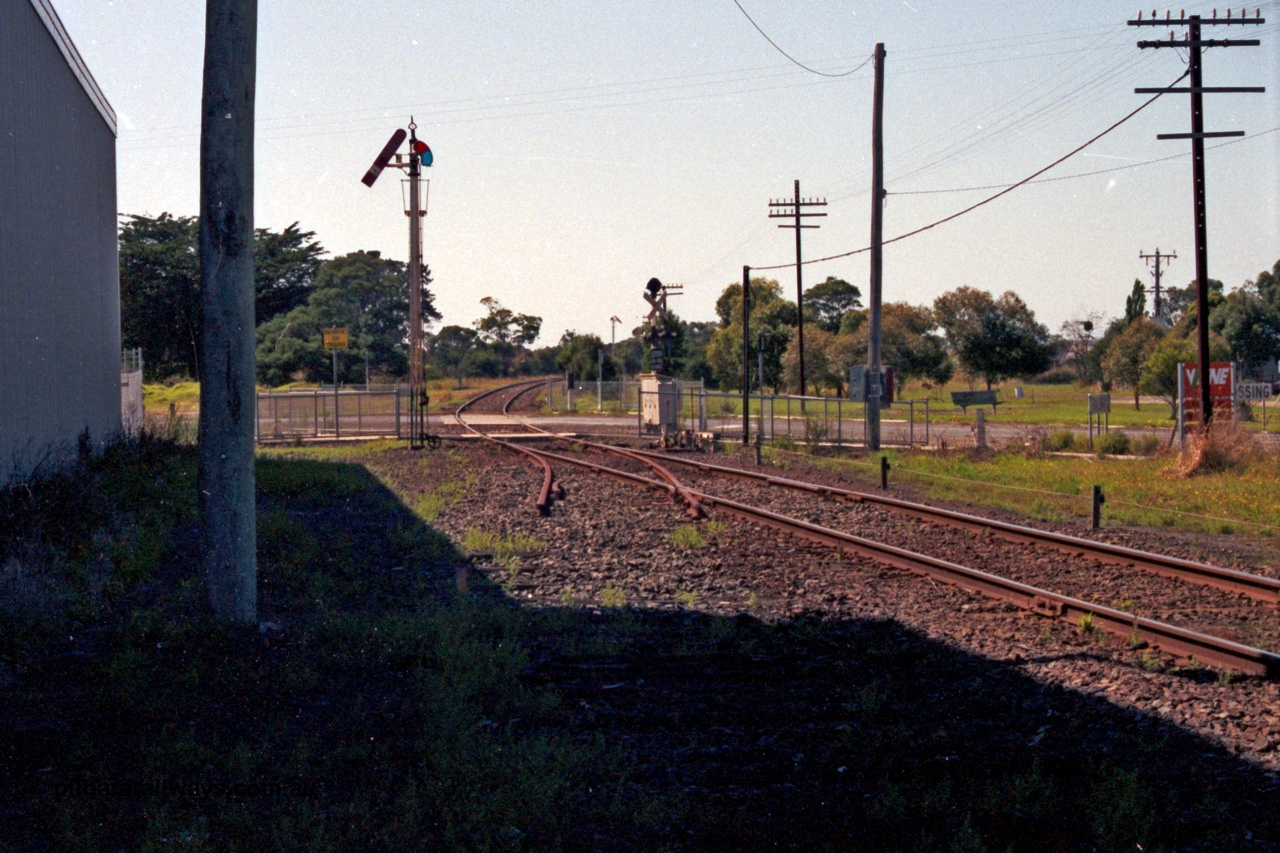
[{"x1": 27, "y1": 0, "x2": 118, "y2": 137}]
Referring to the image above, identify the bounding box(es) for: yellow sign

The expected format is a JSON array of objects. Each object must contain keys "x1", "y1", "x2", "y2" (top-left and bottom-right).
[{"x1": 322, "y1": 328, "x2": 349, "y2": 350}]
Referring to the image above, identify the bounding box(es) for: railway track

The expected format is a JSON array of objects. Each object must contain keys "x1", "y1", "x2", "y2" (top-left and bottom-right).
[{"x1": 456, "y1": 381, "x2": 1280, "y2": 677}]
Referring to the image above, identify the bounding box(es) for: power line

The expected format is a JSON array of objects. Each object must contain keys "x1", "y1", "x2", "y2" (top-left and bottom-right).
[
  {"x1": 885, "y1": 125, "x2": 1279, "y2": 195},
  {"x1": 729, "y1": 0, "x2": 872, "y2": 77},
  {"x1": 749, "y1": 70, "x2": 1190, "y2": 272}
]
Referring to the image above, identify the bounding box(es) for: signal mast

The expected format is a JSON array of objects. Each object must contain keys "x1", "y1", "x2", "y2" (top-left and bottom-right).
[{"x1": 362, "y1": 120, "x2": 435, "y2": 448}]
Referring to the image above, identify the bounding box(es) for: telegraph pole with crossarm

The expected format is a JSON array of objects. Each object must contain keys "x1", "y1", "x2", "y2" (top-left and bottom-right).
[
  {"x1": 1129, "y1": 9, "x2": 1265, "y2": 426},
  {"x1": 769, "y1": 180, "x2": 826, "y2": 399}
]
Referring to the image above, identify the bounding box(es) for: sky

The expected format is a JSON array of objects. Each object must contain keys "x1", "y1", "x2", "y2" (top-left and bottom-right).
[{"x1": 52, "y1": 0, "x2": 1280, "y2": 347}]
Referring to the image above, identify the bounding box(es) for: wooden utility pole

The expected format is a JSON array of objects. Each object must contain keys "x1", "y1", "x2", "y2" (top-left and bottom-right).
[
  {"x1": 1131, "y1": 10, "x2": 1265, "y2": 426},
  {"x1": 199, "y1": 0, "x2": 258, "y2": 623},
  {"x1": 866, "y1": 42, "x2": 886, "y2": 452},
  {"x1": 769, "y1": 181, "x2": 826, "y2": 398}
]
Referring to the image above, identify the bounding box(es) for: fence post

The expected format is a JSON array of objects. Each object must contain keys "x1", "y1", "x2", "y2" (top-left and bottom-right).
[
  {"x1": 396, "y1": 388, "x2": 402, "y2": 439},
  {"x1": 1092, "y1": 485, "x2": 1105, "y2": 529},
  {"x1": 880, "y1": 455, "x2": 890, "y2": 489}
]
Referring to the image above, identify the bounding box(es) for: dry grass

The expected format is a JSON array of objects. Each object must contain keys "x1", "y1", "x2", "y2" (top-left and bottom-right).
[{"x1": 1166, "y1": 422, "x2": 1264, "y2": 478}]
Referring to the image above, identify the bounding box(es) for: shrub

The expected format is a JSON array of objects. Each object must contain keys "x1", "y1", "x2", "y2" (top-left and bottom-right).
[
  {"x1": 1042, "y1": 429, "x2": 1076, "y2": 452},
  {"x1": 1030, "y1": 366, "x2": 1077, "y2": 385},
  {"x1": 1167, "y1": 422, "x2": 1262, "y2": 477},
  {"x1": 1131, "y1": 434, "x2": 1162, "y2": 457},
  {"x1": 1095, "y1": 432, "x2": 1130, "y2": 456}
]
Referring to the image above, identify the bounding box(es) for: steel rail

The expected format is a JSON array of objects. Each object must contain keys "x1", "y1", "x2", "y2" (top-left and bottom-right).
[
  {"x1": 454, "y1": 381, "x2": 557, "y2": 515},
  {"x1": 490, "y1": 438, "x2": 1280, "y2": 677},
  {"x1": 683, "y1": 486, "x2": 1280, "y2": 678},
  {"x1": 620, "y1": 447, "x2": 1280, "y2": 607},
  {"x1": 498, "y1": 405, "x2": 706, "y2": 519}
]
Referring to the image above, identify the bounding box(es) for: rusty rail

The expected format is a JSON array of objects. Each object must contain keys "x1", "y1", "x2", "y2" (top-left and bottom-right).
[
  {"x1": 623, "y1": 448, "x2": 1280, "y2": 607},
  {"x1": 455, "y1": 381, "x2": 557, "y2": 514}
]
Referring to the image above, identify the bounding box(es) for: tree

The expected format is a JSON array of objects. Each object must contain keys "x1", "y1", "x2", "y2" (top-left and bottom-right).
[
  {"x1": 707, "y1": 278, "x2": 797, "y2": 391},
  {"x1": 1164, "y1": 278, "x2": 1224, "y2": 325},
  {"x1": 119, "y1": 213, "x2": 327, "y2": 381},
  {"x1": 1124, "y1": 279, "x2": 1147, "y2": 325},
  {"x1": 1210, "y1": 290, "x2": 1280, "y2": 376},
  {"x1": 475, "y1": 296, "x2": 541, "y2": 346},
  {"x1": 1100, "y1": 317, "x2": 1164, "y2": 408},
  {"x1": 782, "y1": 326, "x2": 845, "y2": 395},
  {"x1": 1059, "y1": 313, "x2": 1102, "y2": 384},
  {"x1": 199, "y1": 0, "x2": 257, "y2": 624},
  {"x1": 933, "y1": 287, "x2": 1054, "y2": 389},
  {"x1": 255, "y1": 251, "x2": 438, "y2": 386},
  {"x1": 804, "y1": 276, "x2": 862, "y2": 333},
  {"x1": 556, "y1": 332, "x2": 616, "y2": 382},
  {"x1": 427, "y1": 325, "x2": 480, "y2": 387},
  {"x1": 254, "y1": 222, "x2": 326, "y2": 324},
  {"x1": 119, "y1": 213, "x2": 202, "y2": 381},
  {"x1": 1141, "y1": 331, "x2": 1231, "y2": 418},
  {"x1": 1250, "y1": 258, "x2": 1280, "y2": 307}
]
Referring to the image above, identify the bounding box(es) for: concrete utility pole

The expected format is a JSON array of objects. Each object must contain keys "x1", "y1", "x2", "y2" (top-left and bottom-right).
[
  {"x1": 742, "y1": 265, "x2": 751, "y2": 445},
  {"x1": 769, "y1": 181, "x2": 826, "y2": 398},
  {"x1": 1131, "y1": 9, "x2": 1265, "y2": 426},
  {"x1": 199, "y1": 0, "x2": 258, "y2": 623},
  {"x1": 866, "y1": 42, "x2": 886, "y2": 452},
  {"x1": 1139, "y1": 247, "x2": 1177, "y2": 319}
]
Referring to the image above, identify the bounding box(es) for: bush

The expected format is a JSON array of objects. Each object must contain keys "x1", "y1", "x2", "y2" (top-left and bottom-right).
[
  {"x1": 1030, "y1": 366, "x2": 1078, "y2": 385},
  {"x1": 1095, "y1": 432, "x2": 1131, "y2": 455},
  {"x1": 1167, "y1": 422, "x2": 1262, "y2": 477},
  {"x1": 1132, "y1": 434, "x2": 1162, "y2": 456},
  {"x1": 1043, "y1": 429, "x2": 1076, "y2": 452}
]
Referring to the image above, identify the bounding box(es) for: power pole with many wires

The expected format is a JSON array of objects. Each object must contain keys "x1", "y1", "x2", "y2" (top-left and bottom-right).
[
  {"x1": 1130, "y1": 9, "x2": 1265, "y2": 426},
  {"x1": 769, "y1": 180, "x2": 826, "y2": 398},
  {"x1": 1139, "y1": 247, "x2": 1177, "y2": 320},
  {"x1": 867, "y1": 42, "x2": 887, "y2": 452}
]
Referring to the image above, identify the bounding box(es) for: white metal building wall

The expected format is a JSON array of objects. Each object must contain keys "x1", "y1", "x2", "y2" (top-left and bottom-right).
[{"x1": 0, "y1": 0, "x2": 120, "y2": 485}]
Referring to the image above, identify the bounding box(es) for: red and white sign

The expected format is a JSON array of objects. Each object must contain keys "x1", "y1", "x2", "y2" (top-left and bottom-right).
[{"x1": 1180, "y1": 361, "x2": 1234, "y2": 422}]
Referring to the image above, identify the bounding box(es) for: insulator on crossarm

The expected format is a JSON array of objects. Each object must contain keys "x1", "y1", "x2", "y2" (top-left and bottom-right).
[{"x1": 1165, "y1": 10, "x2": 1170, "y2": 19}]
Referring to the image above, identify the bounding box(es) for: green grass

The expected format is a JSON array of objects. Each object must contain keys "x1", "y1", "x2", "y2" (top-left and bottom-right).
[
  {"x1": 668, "y1": 524, "x2": 707, "y2": 549},
  {"x1": 460, "y1": 528, "x2": 546, "y2": 560},
  {"x1": 797, "y1": 444, "x2": 1280, "y2": 537}
]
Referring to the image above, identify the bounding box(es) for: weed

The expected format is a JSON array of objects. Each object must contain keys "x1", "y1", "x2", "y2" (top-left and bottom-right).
[
  {"x1": 744, "y1": 591, "x2": 760, "y2": 610},
  {"x1": 558, "y1": 587, "x2": 575, "y2": 606},
  {"x1": 461, "y1": 528, "x2": 546, "y2": 561},
  {"x1": 702, "y1": 519, "x2": 726, "y2": 540},
  {"x1": 674, "y1": 589, "x2": 698, "y2": 610},
  {"x1": 1216, "y1": 668, "x2": 1239, "y2": 686},
  {"x1": 600, "y1": 582, "x2": 627, "y2": 608},
  {"x1": 668, "y1": 525, "x2": 706, "y2": 549},
  {"x1": 802, "y1": 417, "x2": 828, "y2": 450},
  {"x1": 1076, "y1": 613, "x2": 1095, "y2": 633},
  {"x1": 772, "y1": 434, "x2": 798, "y2": 453},
  {"x1": 414, "y1": 477, "x2": 471, "y2": 521},
  {"x1": 1112, "y1": 599, "x2": 1136, "y2": 613},
  {"x1": 1139, "y1": 651, "x2": 1165, "y2": 672}
]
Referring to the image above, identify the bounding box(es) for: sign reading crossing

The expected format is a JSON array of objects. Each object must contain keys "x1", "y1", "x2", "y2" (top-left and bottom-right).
[
  {"x1": 322, "y1": 328, "x2": 349, "y2": 350},
  {"x1": 1236, "y1": 382, "x2": 1275, "y2": 402}
]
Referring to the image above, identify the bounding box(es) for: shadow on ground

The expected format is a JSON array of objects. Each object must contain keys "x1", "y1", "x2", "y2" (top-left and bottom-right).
[{"x1": 1, "y1": 447, "x2": 1277, "y2": 851}]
